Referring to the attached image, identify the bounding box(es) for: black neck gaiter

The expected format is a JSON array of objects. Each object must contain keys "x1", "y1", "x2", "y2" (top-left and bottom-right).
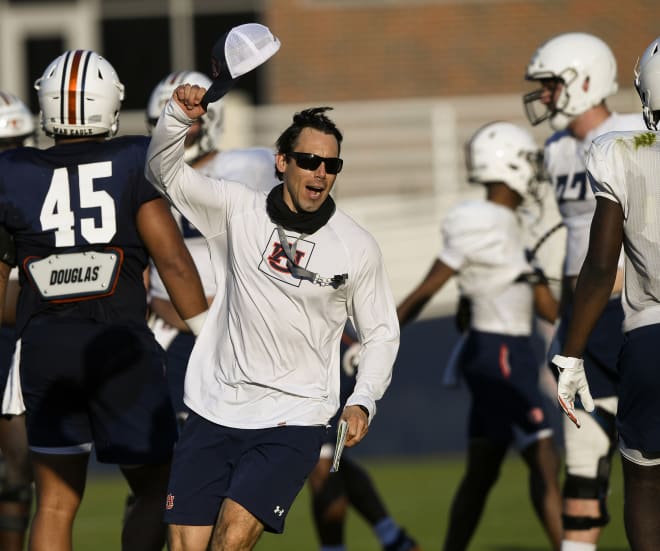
[{"x1": 266, "y1": 184, "x2": 335, "y2": 234}]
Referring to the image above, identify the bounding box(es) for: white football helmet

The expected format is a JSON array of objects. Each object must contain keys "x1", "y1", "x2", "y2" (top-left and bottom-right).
[
  {"x1": 146, "y1": 71, "x2": 224, "y2": 162},
  {"x1": 524, "y1": 32, "x2": 618, "y2": 130},
  {"x1": 34, "y1": 50, "x2": 124, "y2": 137},
  {"x1": 465, "y1": 121, "x2": 544, "y2": 202},
  {"x1": 0, "y1": 91, "x2": 35, "y2": 147},
  {"x1": 634, "y1": 37, "x2": 660, "y2": 130}
]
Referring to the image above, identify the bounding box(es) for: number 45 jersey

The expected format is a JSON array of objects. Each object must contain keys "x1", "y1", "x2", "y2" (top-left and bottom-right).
[
  {"x1": 544, "y1": 112, "x2": 645, "y2": 277},
  {"x1": 0, "y1": 136, "x2": 159, "y2": 332}
]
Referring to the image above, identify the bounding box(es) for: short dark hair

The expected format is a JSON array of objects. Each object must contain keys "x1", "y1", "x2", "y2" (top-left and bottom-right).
[{"x1": 275, "y1": 107, "x2": 343, "y2": 180}]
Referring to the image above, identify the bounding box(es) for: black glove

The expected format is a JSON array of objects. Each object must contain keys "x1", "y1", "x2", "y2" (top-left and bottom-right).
[
  {"x1": 516, "y1": 267, "x2": 548, "y2": 286},
  {"x1": 455, "y1": 295, "x2": 472, "y2": 333}
]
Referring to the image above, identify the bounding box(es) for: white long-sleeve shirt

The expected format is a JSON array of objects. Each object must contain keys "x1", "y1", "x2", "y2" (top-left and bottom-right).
[
  {"x1": 149, "y1": 147, "x2": 279, "y2": 301},
  {"x1": 146, "y1": 99, "x2": 399, "y2": 428}
]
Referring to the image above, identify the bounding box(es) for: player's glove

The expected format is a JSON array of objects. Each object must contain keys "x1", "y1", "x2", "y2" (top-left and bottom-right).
[
  {"x1": 516, "y1": 267, "x2": 548, "y2": 286},
  {"x1": 552, "y1": 354, "x2": 594, "y2": 428},
  {"x1": 342, "y1": 342, "x2": 360, "y2": 377}
]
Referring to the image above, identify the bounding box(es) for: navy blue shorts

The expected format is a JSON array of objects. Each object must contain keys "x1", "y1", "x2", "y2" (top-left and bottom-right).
[
  {"x1": 462, "y1": 331, "x2": 552, "y2": 444},
  {"x1": 164, "y1": 412, "x2": 325, "y2": 533},
  {"x1": 20, "y1": 318, "x2": 177, "y2": 464},
  {"x1": 617, "y1": 324, "x2": 660, "y2": 457},
  {"x1": 554, "y1": 297, "x2": 622, "y2": 399},
  {"x1": 164, "y1": 332, "x2": 195, "y2": 417},
  {"x1": 0, "y1": 325, "x2": 17, "y2": 400}
]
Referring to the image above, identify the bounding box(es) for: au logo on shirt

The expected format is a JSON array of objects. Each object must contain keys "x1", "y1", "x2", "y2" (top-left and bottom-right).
[{"x1": 259, "y1": 228, "x2": 315, "y2": 286}]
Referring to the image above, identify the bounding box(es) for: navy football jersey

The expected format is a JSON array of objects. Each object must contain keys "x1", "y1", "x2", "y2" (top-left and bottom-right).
[{"x1": 0, "y1": 136, "x2": 160, "y2": 332}]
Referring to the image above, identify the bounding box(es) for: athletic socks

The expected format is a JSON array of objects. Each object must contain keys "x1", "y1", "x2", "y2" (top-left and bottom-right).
[
  {"x1": 373, "y1": 517, "x2": 400, "y2": 546},
  {"x1": 561, "y1": 541, "x2": 596, "y2": 551},
  {"x1": 383, "y1": 527, "x2": 420, "y2": 551}
]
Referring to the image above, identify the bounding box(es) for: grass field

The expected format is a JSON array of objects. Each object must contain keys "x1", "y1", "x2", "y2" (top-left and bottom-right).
[{"x1": 70, "y1": 453, "x2": 630, "y2": 550}]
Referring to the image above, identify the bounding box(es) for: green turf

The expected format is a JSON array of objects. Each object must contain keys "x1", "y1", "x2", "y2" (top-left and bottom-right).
[{"x1": 72, "y1": 453, "x2": 630, "y2": 550}]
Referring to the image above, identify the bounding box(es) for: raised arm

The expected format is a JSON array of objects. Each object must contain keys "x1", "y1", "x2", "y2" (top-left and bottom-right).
[
  {"x1": 145, "y1": 85, "x2": 205, "y2": 197},
  {"x1": 397, "y1": 259, "x2": 456, "y2": 327},
  {"x1": 145, "y1": 85, "x2": 229, "y2": 239}
]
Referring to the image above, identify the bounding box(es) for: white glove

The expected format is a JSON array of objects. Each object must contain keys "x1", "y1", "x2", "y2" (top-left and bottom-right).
[
  {"x1": 552, "y1": 354, "x2": 594, "y2": 428},
  {"x1": 342, "y1": 342, "x2": 360, "y2": 377}
]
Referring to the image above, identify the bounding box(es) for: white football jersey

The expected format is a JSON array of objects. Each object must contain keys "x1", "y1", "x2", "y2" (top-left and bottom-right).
[
  {"x1": 149, "y1": 147, "x2": 278, "y2": 301},
  {"x1": 587, "y1": 130, "x2": 660, "y2": 332},
  {"x1": 544, "y1": 112, "x2": 645, "y2": 276},
  {"x1": 438, "y1": 200, "x2": 534, "y2": 335},
  {"x1": 146, "y1": 100, "x2": 399, "y2": 428}
]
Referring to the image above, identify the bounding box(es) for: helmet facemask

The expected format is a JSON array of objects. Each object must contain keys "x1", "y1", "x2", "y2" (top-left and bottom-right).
[
  {"x1": 524, "y1": 32, "x2": 618, "y2": 131},
  {"x1": 523, "y1": 75, "x2": 568, "y2": 127}
]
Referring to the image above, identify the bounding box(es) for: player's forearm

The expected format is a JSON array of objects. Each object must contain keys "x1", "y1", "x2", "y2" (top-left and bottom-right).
[
  {"x1": 149, "y1": 296, "x2": 190, "y2": 332},
  {"x1": 154, "y1": 252, "x2": 208, "y2": 324},
  {"x1": 533, "y1": 284, "x2": 559, "y2": 323},
  {"x1": 396, "y1": 293, "x2": 431, "y2": 327},
  {"x1": 1, "y1": 279, "x2": 19, "y2": 326},
  {"x1": 562, "y1": 259, "x2": 616, "y2": 357},
  {"x1": 150, "y1": 295, "x2": 214, "y2": 332}
]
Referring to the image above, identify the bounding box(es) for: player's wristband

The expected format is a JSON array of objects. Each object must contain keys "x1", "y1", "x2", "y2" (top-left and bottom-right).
[
  {"x1": 185, "y1": 310, "x2": 208, "y2": 337},
  {"x1": 551, "y1": 354, "x2": 582, "y2": 372}
]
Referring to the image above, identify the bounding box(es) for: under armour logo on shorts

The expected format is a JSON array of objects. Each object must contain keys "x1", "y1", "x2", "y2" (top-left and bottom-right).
[{"x1": 273, "y1": 505, "x2": 285, "y2": 517}]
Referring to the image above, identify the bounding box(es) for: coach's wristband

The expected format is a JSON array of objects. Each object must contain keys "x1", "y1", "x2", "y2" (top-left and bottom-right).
[{"x1": 184, "y1": 310, "x2": 208, "y2": 337}]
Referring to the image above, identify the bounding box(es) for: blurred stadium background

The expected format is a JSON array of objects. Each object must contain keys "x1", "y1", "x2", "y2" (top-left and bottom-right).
[
  {"x1": 0, "y1": 0, "x2": 657, "y2": 455},
  {"x1": 0, "y1": 0, "x2": 649, "y2": 322},
  {"x1": 0, "y1": 1, "x2": 646, "y2": 548}
]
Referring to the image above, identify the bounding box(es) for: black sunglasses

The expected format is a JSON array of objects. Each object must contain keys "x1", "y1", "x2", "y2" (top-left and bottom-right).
[{"x1": 287, "y1": 152, "x2": 343, "y2": 175}]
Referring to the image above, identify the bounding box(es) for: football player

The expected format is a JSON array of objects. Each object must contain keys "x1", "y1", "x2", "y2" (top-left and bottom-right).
[
  {"x1": 524, "y1": 32, "x2": 646, "y2": 551},
  {"x1": 397, "y1": 121, "x2": 563, "y2": 551},
  {"x1": 0, "y1": 50, "x2": 208, "y2": 550},
  {"x1": 554, "y1": 36, "x2": 660, "y2": 551},
  {"x1": 0, "y1": 91, "x2": 35, "y2": 551}
]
